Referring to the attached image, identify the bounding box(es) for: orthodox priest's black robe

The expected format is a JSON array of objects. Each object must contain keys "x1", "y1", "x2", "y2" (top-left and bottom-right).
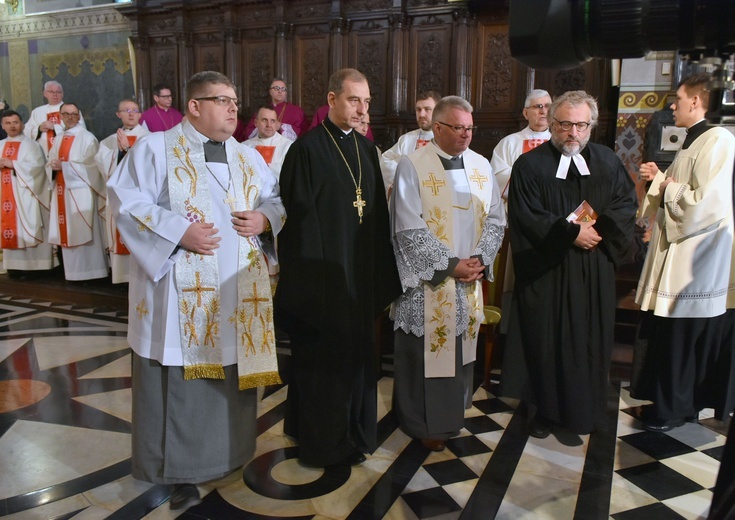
[
  {"x1": 501, "y1": 141, "x2": 637, "y2": 434},
  {"x1": 275, "y1": 117, "x2": 401, "y2": 466}
]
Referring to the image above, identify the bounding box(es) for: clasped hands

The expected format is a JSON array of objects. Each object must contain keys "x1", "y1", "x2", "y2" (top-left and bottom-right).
[
  {"x1": 452, "y1": 257, "x2": 485, "y2": 283},
  {"x1": 573, "y1": 220, "x2": 601, "y2": 250},
  {"x1": 179, "y1": 211, "x2": 270, "y2": 255}
]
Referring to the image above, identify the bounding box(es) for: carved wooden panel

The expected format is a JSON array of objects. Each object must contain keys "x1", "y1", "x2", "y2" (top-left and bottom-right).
[
  {"x1": 477, "y1": 25, "x2": 521, "y2": 111},
  {"x1": 295, "y1": 34, "x2": 330, "y2": 113},
  {"x1": 150, "y1": 47, "x2": 178, "y2": 93},
  {"x1": 412, "y1": 23, "x2": 451, "y2": 99},
  {"x1": 350, "y1": 20, "x2": 389, "y2": 115},
  {"x1": 242, "y1": 41, "x2": 275, "y2": 112},
  {"x1": 195, "y1": 42, "x2": 224, "y2": 74}
]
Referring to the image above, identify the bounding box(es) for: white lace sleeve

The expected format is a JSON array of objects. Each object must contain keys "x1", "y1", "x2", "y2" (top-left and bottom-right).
[
  {"x1": 474, "y1": 222, "x2": 504, "y2": 281},
  {"x1": 393, "y1": 227, "x2": 452, "y2": 290}
]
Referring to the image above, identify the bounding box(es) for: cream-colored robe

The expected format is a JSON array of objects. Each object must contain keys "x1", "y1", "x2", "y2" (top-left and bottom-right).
[
  {"x1": 0, "y1": 134, "x2": 57, "y2": 270},
  {"x1": 635, "y1": 126, "x2": 735, "y2": 318},
  {"x1": 95, "y1": 124, "x2": 150, "y2": 283},
  {"x1": 24, "y1": 103, "x2": 86, "y2": 158}
]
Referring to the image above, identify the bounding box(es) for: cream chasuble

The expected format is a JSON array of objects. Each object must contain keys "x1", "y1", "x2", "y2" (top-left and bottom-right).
[
  {"x1": 164, "y1": 124, "x2": 280, "y2": 389},
  {"x1": 410, "y1": 146, "x2": 494, "y2": 377}
]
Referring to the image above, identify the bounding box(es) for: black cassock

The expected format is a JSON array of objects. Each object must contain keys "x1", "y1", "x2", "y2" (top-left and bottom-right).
[
  {"x1": 275, "y1": 117, "x2": 401, "y2": 466},
  {"x1": 501, "y1": 141, "x2": 637, "y2": 434}
]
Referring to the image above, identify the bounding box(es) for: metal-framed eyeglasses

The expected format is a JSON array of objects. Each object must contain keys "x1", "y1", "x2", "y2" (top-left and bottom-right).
[
  {"x1": 437, "y1": 121, "x2": 478, "y2": 134},
  {"x1": 118, "y1": 109, "x2": 141, "y2": 114},
  {"x1": 553, "y1": 118, "x2": 591, "y2": 131},
  {"x1": 526, "y1": 103, "x2": 551, "y2": 110},
  {"x1": 270, "y1": 86, "x2": 287, "y2": 92},
  {"x1": 195, "y1": 96, "x2": 241, "y2": 108}
]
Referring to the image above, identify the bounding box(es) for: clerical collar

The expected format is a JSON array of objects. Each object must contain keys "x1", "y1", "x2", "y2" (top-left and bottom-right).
[
  {"x1": 555, "y1": 148, "x2": 591, "y2": 179},
  {"x1": 194, "y1": 128, "x2": 228, "y2": 163},
  {"x1": 682, "y1": 119, "x2": 709, "y2": 150},
  {"x1": 323, "y1": 116, "x2": 354, "y2": 138},
  {"x1": 429, "y1": 140, "x2": 462, "y2": 161}
]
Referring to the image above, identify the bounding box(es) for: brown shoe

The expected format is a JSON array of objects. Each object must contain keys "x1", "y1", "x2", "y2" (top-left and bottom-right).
[{"x1": 420, "y1": 439, "x2": 446, "y2": 452}]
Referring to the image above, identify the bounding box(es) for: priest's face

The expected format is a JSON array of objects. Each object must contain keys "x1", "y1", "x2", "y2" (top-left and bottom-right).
[
  {"x1": 523, "y1": 95, "x2": 552, "y2": 132},
  {"x1": 671, "y1": 85, "x2": 700, "y2": 128},
  {"x1": 433, "y1": 106, "x2": 474, "y2": 156},
  {"x1": 550, "y1": 102, "x2": 591, "y2": 156},
  {"x1": 117, "y1": 101, "x2": 141, "y2": 129},
  {"x1": 188, "y1": 84, "x2": 239, "y2": 142},
  {"x1": 415, "y1": 97, "x2": 436, "y2": 132},
  {"x1": 328, "y1": 80, "x2": 371, "y2": 132},
  {"x1": 60, "y1": 104, "x2": 81, "y2": 130},
  {"x1": 269, "y1": 80, "x2": 288, "y2": 104},
  {"x1": 154, "y1": 89, "x2": 173, "y2": 110},
  {"x1": 256, "y1": 107, "x2": 280, "y2": 138},
  {"x1": 44, "y1": 84, "x2": 64, "y2": 106},
  {"x1": 1, "y1": 114, "x2": 23, "y2": 138}
]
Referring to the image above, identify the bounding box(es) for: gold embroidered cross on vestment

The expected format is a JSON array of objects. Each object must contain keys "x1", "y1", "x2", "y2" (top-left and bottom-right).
[{"x1": 422, "y1": 172, "x2": 446, "y2": 196}]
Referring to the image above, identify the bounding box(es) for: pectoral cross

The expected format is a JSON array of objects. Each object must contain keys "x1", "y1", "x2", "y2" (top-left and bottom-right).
[
  {"x1": 353, "y1": 188, "x2": 366, "y2": 224},
  {"x1": 223, "y1": 191, "x2": 237, "y2": 212}
]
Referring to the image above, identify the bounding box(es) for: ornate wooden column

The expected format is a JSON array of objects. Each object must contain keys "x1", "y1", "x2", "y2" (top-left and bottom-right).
[
  {"x1": 453, "y1": 8, "x2": 475, "y2": 101},
  {"x1": 224, "y1": 27, "x2": 242, "y2": 99},
  {"x1": 275, "y1": 22, "x2": 294, "y2": 86},
  {"x1": 387, "y1": 11, "x2": 409, "y2": 115},
  {"x1": 329, "y1": 17, "x2": 349, "y2": 73},
  {"x1": 130, "y1": 36, "x2": 151, "y2": 109},
  {"x1": 176, "y1": 20, "x2": 194, "y2": 103}
]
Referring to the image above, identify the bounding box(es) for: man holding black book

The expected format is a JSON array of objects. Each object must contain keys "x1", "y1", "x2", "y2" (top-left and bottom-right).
[{"x1": 501, "y1": 90, "x2": 637, "y2": 438}]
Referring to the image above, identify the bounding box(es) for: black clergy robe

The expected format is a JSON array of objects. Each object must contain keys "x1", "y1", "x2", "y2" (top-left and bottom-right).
[
  {"x1": 501, "y1": 141, "x2": 637, "y2": 434},
  {"x1": 275, "y1": 117, "x2": 401, "y2": 466}
]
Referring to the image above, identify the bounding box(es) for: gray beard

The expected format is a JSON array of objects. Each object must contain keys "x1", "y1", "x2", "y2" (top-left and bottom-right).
[{"x1": 551, "y1": 134, "x2": 588, "y2": 157}]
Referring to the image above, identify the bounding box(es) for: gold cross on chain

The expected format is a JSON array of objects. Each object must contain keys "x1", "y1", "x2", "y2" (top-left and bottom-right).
[{"x1": 353, "y1": 188, "x2": 366, "y2": 224}]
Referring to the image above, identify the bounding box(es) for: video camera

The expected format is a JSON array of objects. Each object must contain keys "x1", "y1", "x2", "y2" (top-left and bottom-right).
[{"x1": 505, "y1": 0, "x2": 735, "y2": 123}]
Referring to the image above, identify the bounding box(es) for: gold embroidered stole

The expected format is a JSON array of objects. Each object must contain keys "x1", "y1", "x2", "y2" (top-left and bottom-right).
[
  {"x1": 411, "y1": 147, "x2": 492, "y2": 377},
  {"x1": 165, "y1": 122, "x2": 280, "y2": 389}
]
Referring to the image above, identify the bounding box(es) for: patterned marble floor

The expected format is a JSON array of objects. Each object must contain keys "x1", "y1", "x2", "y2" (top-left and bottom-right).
[{"x1": 0, "y1": 292, "x2": 729, "y2": 520}]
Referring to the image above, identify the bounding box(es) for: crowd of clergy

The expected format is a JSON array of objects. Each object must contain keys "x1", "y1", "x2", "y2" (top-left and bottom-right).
[{"x1": 1, "y1": 69, "x2": 733, "y2": 515}]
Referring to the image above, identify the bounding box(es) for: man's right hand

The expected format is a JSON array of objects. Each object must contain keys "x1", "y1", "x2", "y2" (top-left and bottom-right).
[
  {"x1": 573, "y1": 220, "x2": 601, "y2": 250},
  {"x1": 180, "y1": 222, "x2": 221, "y2": 255},
  {"x1": 452, "y1": 258, "x2": 485, "y2": 283},
  {"x1": 639, "y1": 161, "x2": 659, "y2": 181},
  {"x1": 40, "y1": 121, "x2": 55, "y2": 132}
]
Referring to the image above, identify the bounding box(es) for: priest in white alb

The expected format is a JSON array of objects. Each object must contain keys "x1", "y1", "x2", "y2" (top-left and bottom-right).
[
  {"x1": 0, "y1": 110, "x2": 57, "y2": 272},
  {"x1": 381, "y1": 91, "x2": 441, "y2": 196},
  {"x1": 46, "y1": 102, "x2": 108, "y2": 281},
  {"x1": 243, "y1": 105, "x2": 292, "y2": 180},
  {"x1": 95, "y1": 99, "x2": 149, "y2": 283},
  {"x1": 107, "y1": 71, "x2": 285, "y2": 512},
  {"x1": 24, "y1": 81, "x2": 86, "y2": 158},
  {"x1": 390, "y1": 96, "x2": 505, "y2": 452}
]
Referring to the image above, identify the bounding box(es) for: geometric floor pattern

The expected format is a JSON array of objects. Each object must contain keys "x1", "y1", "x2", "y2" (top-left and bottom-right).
[{"x1": 0, "y1": 293, "x2": 727, "y2": 519}]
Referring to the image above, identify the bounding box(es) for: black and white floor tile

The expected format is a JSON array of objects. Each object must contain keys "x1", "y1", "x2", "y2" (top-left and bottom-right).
[{"x1": 0, "y1": 293, "x2": 727, "y2": 519}]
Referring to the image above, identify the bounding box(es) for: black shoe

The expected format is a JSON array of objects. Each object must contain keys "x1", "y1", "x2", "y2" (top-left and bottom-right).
[
  {"x1": 169, "y1": 483, "x2": 201, "y2": 511},
  {"x1": 642, "y1": 417, "x2": 685, "y2": 432},
  {"x1": 529, "y1": 418, "x2": 552, "y2": 439},
  {"x1": 335, "y1": 450, "x2": 366, "y2": 466}
]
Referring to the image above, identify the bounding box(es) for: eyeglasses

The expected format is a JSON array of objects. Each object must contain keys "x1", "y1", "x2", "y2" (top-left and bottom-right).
[
  {"x1": 437, "y1": 121, "x2": 477, "y2": 134},
  {"x1": 118, "y1": 109, "x2": 141, "y2": 114},
  {"x1": 195, "y1": 96, "x2": 241, "y2": 108},
  {"x1": 526, "y1": 103, "x2": 551, "y2": 110},
  {"x1": 554, "y1": 118, "x2": 591, "y2": 131},
  {"x1": 270, "y1": 86, "x2": 287, "y2": 92},
  {"x1": 45, "y1": 90, "x2": 63, "y2": 95},
  {"x1": 60, "y1": 112, "x2": 79, "y2": 117}
]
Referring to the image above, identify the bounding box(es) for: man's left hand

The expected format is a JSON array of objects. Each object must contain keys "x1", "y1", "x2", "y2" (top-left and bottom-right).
[
  {"x1": 232, "y1": 210, "x2": 269, "y2": 237},
  {"x1": 0, "y1": 157, "x2": 12, "y2": 169}
]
